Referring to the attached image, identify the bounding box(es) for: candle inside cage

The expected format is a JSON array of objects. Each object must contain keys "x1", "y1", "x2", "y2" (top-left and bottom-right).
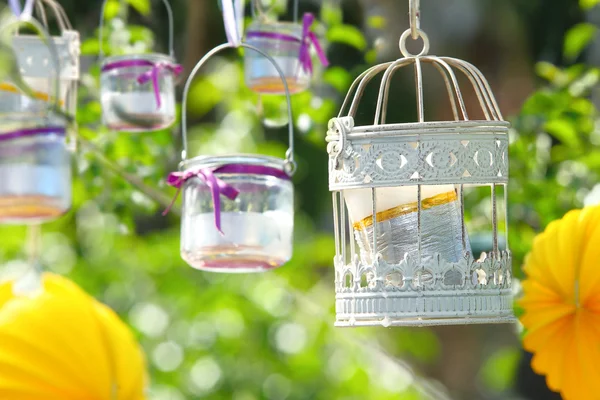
[
  {"x1": 344, "y1": 185, "x2": 469, "y2": 266},
  {"x1": 0, "y1": 128, "x2": 71, "y2": 224},
  {"x1": 245, "y1": 21, "x2": 310, "y2": 95},
  {"x1": 100, "y1": 55, "x2": 178, "y2": 132},
  {"x1": 179, "y1": 155, "x2": 294, "y2": 273},
  {"x1": 0, "y1": 82, "x2": 66, "y2": 115}
]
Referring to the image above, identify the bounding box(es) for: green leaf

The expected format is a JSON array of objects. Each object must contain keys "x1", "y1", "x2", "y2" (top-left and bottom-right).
[
  {"x1": 323, "y1": 67, "x2": 352, "y2": 93},
  {"x1": 367, "y1": 16, "x2": 387, "y2": 29},
  {"x1": 326, "y1": 25, "x2": 367, "y2": 51},
  {"x1": 103, "y1": 0, "x2": 121, "y2": 20},
  {"x1": 126, "y1": 0, "x2": 151, "y2": 15},
  {"x1": 545, "y1": 118, "x2": 581, "y2": 148},
  {"x1": 580, "y1": 0, "x2": 600, "y2": 9},
  {"x1": 564, "y1": 23, "x2": 598, "y2": 61},
  {"x1": 320, "y1": 3, "x2": 343, "y2": 26},
  {"x1": 480, "y1": 348, "x2": 521, "y2": 392}
]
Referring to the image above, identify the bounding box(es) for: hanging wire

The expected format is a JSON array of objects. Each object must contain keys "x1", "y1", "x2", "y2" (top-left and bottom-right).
[{"x1": 409, "y1": 0, "x2": 420, "y2": 40}]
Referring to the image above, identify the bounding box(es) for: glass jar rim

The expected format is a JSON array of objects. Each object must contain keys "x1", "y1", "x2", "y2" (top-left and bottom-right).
[
  {"x1": 101, "y1": 53, "x2": 176, "y2": 69},
  {"x1": 180, "y1": 154, "x2": 287, "y2": 173},
  {"x1": 246, "y1": 20, "x2": 303, "y2": 40}
]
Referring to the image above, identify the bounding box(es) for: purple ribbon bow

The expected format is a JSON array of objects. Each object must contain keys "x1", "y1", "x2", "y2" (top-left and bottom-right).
[
  {"x1": 164, "y1": 164, "x2": 291, "y2": 234},
  {"x1": 298, "y1": 13, "x2": 329, "y2": 74},
  {"x1": 137, "y1": 62, "x2": 184, "y2": 109},
  {"x1": 164, "y1": 167, "x2": 240, "y2": 234}
]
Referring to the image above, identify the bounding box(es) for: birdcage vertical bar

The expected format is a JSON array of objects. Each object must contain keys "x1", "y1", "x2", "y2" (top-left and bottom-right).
[
  {"x1": 371, "y1": 188, "x2": 378, "y2": 257},
  {"x1": 504, "y1": 183, "x2": 509, "y2": 251},
  {"x1": 492, "y1": 183, "x2": 498, "y2": 255},
  {"x1": 348, "y1": 203, "x2": 356, "y2": 260},
  {"x1": 340, "y1": 191, "x2": 347, "y2": 262},
  {"x1": 332, "y1": 192, "x2": 341, "y2": 259},
  {"x1": 459, "y1": 184, "x2": 467, "y2": 254}
]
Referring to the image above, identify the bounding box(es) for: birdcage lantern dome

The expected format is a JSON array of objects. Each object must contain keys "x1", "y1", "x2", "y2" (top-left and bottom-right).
[
  {"x1": 0, "y1": 0, "x2": 79, "y2": 118},
  {"x1": 98, "y1": 0, "x2": 182, "y2": 132},
  {"x1": 326, "y1": 19, "x2": 514, "y2": 327}
]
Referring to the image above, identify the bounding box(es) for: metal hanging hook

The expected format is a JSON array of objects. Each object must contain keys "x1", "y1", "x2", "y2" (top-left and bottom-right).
[{"x1": 409, "y1": 0, "x2": 420, "y2": 40}]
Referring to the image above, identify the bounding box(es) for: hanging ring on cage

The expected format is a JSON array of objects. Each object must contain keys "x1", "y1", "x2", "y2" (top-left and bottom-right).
[
  {"x1": 399, "y1": 28, "x2": 429, "y2": 58},
  {"x1": 180, "y1": 42, "x2": 297, "y2": 176},
  {"x1": 98, "y1": 0, "x2": 175, "y2": 59},
  {"x1": 409, "y1": 0, "x2": 420, "y2": 40}
]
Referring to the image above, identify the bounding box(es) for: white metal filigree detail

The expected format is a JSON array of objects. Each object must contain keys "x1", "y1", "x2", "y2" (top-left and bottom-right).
[
  {"x1": 334, "y1": 251, "x2": 513, "y2": 327},
  {"x1": 326, "y1": 119, "x2": 509, "y2": 190}
]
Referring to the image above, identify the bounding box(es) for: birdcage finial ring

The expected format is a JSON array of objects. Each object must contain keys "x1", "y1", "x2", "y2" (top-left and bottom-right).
[{"x1": 399, "y1": 28, "x2": 429, "y2": 57}]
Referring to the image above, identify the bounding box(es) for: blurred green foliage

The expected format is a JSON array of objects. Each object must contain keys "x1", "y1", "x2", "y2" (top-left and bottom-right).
[{"x1": 0, "y1": 1, "x2": 598, "y2": 399}]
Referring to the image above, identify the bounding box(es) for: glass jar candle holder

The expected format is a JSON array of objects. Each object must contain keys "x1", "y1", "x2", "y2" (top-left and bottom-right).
[
  {"x1": 168, "y1": 42, "x2": 298, "y2": 273},
  {"x1": 179, "y1": 155, "x2": 294, "y2": 272},
  {"x1": 100, "y1": 54, "x2": 179, "y2": 132},
  {"x1": 10, "y1": 23, "x2": 80, "y2": 118},
  {"x1": 0, "y1": 125, "x2": 71, "y2": 224},
  {"x1": 245, "y1": 20, "x2": 309, "y2": 95},
  {"x1": 98, "y1": 0, "x2": 181, "y2": 132}
]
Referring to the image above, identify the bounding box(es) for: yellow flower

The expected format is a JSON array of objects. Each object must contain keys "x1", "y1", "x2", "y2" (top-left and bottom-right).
[
  {"x1": 0, "y1": 273, "x2": 148, "y2": 400},
  {"x1": 520, "y1": 205, "x2": 600, "y2": 400}
]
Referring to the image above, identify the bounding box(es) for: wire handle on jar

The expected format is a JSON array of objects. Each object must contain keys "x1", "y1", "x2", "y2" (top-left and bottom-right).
[
  {"x1": 98, "y1": 0, "x2": 175, "y2": 60},
  {"x1": 180, "y1": 43, "x2": 297, "y2": 176},
  {"x1": 0, "y1": 16, "x2": 62, "y2": 114},
  {"x1": 251, "y1": 0, "x2": 300, "y2": 23},
  {"x1": 33, "y1": 0, "x2": 73, "y2": 32}
]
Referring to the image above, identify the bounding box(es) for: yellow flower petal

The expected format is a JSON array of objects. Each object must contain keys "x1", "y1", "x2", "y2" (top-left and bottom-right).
[
  {"x1": 0, "y1": 273, "x2": 148, "y2": 400},
  {"x1": 519, "y1": 205, "x2": 600, "y2": 398}
]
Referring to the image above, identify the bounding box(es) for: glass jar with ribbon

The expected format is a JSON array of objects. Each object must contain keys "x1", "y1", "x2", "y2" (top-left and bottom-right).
[
  {"x1": 1, "y1": 0, "x2": 79, "y2": 118},
  {"x1": 165, "y1": 42, "x2": 297, "y2": 273},
  {"x1": 98, "y1": 0, "x2": 182, "y2": 132},
  {"x1": 0, "y1": 16, "x2": 71, "y2": 225},
  {"x1": 244, "y1": 0, "x2": 328, "y2": 94}
]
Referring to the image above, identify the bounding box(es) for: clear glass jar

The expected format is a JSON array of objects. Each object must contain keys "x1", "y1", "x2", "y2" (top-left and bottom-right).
[
  {"x1": 180, "y1": 155, "x2": 294, "y2": 273},
  {"x1": 244, "y1": 21, "x2": 310, "y2": 95},
  {"x1": 0, "y1": 81, "x2": 66, "y2": 116},
  {"x1": 100, "y1": 54, "x2": 177, "y2": 132},
  {"x1": 0, "y1": 124, "x2": 71, "y2": 224}
]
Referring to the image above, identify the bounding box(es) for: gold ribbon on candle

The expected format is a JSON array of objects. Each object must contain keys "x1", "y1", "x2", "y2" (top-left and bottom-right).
[
  {"x1": 0, "y1": 82, "x2": 65, "y2": 106},
  {"x1": 353, "y1": 191, "x2": 458, "y2": 231}
]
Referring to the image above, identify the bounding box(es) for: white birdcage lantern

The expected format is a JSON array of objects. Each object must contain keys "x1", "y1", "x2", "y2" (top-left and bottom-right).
[
  {"x1": 98, "y1": 0, "x2": 182, "y2": 132},
  {"x1": 0, "y1": 16, "x2": 70, "y2": 224},
  {"x1": 1, "y1": 0, "x2": 79, "y2": 117},
  {"x1": 244, "y1": 0, "x2": 328, "y2": 94},
  {"x1": 326, "y1": 2, "x2": 514, "y2": 327},
  {"x1": 166, "y1": 42, "x2": 296, "y2": 273}
]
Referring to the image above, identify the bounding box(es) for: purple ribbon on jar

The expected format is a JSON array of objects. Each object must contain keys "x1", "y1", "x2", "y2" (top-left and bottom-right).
[
  {"x1": 101, "y1": 59, "x2": 183, "y2": 109},
  {"x1": 0, "y1": 126, "x2": 66, "y2": 142},
  {"x1": 298, "y1": 13, "x2": 329, "y2": 74},
  {"x1": 164, "y1": 164, "x2": 291, "y2": 234},
  {"x1": 246, "y1": 13, "x2": 329, "y2": 74}
]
